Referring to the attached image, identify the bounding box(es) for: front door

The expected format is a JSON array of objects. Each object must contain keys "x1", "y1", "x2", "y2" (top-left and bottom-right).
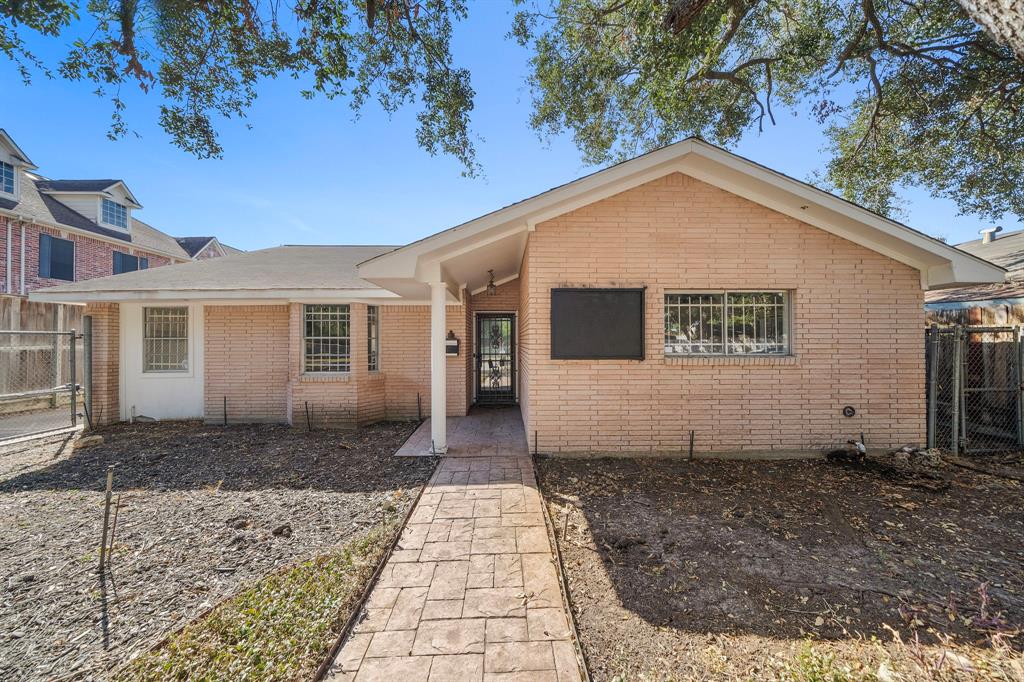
[{"x1": 475, "y1": 313, "x2": 516, "y2": 405}]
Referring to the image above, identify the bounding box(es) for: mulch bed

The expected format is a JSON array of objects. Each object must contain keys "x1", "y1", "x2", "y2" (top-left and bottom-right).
[
  {"x1": 0, "y1": 420, "x2": 435, "y2": 680},
  {"x1": 537, "y1": 451, "x2": 1024, "y2": 681}
]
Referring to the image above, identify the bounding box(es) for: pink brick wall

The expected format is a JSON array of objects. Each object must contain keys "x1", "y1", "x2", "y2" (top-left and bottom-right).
[
  {"x1": 520, "y1": 173, "x2": 926, "y2": 455},
  {"x1": 380, "y1": 304, "x2": 468, "y2": 420},
  {"x1": 84, "y1": 302, "x2": 120, "y2": 426},
  {"x1": 0, "y1": 217, "x2": 177, "y2": 296},
  {"x1": 204, "y1": 305, "x2": 290, "y2": 423}
]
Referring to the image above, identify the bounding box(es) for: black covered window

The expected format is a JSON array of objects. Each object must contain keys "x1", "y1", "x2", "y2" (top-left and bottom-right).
[
  {"x1": 113, "y1": 252, "x2": 148, "y2": 274},
  {"x1": 39, "y1": 234, "x2": 74, "y2": 281}
]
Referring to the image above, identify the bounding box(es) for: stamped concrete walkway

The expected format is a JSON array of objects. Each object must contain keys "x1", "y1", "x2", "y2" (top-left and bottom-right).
[{"x1": 327, "y1": 408, "x2": 582, "y2": 682}]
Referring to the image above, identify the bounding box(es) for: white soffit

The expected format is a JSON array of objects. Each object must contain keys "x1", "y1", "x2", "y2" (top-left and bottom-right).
[{"x1": 358, "y1": 139, "x2": 1005, "y2": 291}]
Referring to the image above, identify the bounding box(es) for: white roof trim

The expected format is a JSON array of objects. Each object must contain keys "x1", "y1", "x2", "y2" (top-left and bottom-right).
[
  {"x1": 358, "y1": 138, "x2": 1005, "y2": 291},
  {"x1": 0, "y1": 129, "x2": 37, "y2": 170},
  {"x1": 30, "y1": 288, "x2": 403, "y2": 304}
]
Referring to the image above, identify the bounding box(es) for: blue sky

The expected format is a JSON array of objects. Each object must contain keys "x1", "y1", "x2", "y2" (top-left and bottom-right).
[{"x1": 1, "y1": 3, "x2": 1018, "y2": 250}]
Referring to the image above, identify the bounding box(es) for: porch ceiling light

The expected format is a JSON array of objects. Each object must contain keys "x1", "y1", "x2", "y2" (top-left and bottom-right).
[{"x1": 486, "y1": 269, "x2": 497, "y2": 296}]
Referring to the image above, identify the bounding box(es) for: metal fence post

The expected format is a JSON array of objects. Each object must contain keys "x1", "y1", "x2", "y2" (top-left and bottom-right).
[
  {"x1": 950, "y1": 325, "x2": 962, "y2": 455},
  {"x1": 69, "y1": 329, "x2": 77, "y2": 427},
  {"x1": 1017, "y1": 325, "x2": 1024, "y2": 448},
  {"x1": 83, "y1": 315, "x2": 93, "y2": 429},
  {"x1": 926, "y1": 324, "x2": 938, "y2": 449}
]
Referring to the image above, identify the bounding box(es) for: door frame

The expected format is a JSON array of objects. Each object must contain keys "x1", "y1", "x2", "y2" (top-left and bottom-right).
[{"x1": 473, "y1": 311, "x2": 517, "y2": 405}]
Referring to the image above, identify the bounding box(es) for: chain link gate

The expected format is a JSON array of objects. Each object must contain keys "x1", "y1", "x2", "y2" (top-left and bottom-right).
[
  {"x1": 0, "y1": 329, "x2": 83, "y2": 442},
  {"x1": 926, "y1": 325, "x2": 1024, "y2": 455}
]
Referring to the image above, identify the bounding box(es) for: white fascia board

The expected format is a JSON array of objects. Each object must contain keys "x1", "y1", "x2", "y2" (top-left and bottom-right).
[
  {"x1": 30, "y1": 288, "x2": 401, "y2": 304},
  {"x1": 0, "y1": 130, "x2": 37, "y2": 169}
]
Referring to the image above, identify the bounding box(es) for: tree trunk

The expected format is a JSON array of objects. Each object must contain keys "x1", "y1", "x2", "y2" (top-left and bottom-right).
[{"x1": 958, "y1": 0, "x2": 1024, "y2": 61}]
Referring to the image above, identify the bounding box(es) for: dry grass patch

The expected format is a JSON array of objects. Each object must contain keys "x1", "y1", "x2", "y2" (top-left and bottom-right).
[{"x1": 119, "y1": 515, "x2": 401, "y2": 681}]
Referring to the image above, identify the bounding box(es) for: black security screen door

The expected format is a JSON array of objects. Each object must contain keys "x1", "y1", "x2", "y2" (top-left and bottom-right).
[{"x1": 475, "y1": 314, "x2": 516, "y2": 405}]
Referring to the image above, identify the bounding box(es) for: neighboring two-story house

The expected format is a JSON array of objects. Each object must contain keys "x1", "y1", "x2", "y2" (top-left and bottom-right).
[{"x1": 0, "y1": 129, "x2": 237, "y2": 301}]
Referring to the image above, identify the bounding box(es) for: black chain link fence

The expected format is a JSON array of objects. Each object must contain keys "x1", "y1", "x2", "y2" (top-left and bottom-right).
[{"x1": 926, "y1": 325, "x2": 1023, "y2": 455}]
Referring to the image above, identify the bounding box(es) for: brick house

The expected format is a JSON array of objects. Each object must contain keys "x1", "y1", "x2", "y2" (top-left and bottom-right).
[
  {"x1": 0, "y1": 129, "x2": 237, "y2": 301},
  {"x1": 32, "y1": 139, "x2": 1005, "y2": 456}
]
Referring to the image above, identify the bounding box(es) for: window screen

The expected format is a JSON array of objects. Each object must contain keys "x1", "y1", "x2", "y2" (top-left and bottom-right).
[
  {"x1": 550, "y1": 288, "x2": 645, "y2": 360},
  {"x1": 143, "y1": 307, "x2": 189, "y2": 372},
  {"x1": 304, "y1": 304, "x2": 350, "y2": 372},
  {"x1": 39, "y1": 234, "x2": 75, "y2": 281}
]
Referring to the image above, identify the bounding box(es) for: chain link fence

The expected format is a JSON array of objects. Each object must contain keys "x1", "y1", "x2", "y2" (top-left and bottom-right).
[
  {"x1": 926, "y1": 325, "x2": 1023, "y2": 455},
  {"x1": 0, "y1": 329, "x2": 84, "y2": 441}
]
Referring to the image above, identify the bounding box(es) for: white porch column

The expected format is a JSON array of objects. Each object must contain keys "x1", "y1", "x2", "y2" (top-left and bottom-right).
[{"x1": 429, "y1": 280, "x2": 448, "y2": 453}]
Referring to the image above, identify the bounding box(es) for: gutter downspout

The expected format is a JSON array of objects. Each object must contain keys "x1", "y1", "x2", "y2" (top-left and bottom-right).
[
  {"x1": 5, "y1": 218, "x2": 11, "y2": 295},
  {"x1": 20, "y1": 221, "x2": 26, "y2": 295}
]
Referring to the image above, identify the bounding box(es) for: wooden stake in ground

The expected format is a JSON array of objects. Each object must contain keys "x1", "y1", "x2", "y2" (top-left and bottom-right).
[{"x1": 99, "y1": 466, "x2": 113, "y2": 574}]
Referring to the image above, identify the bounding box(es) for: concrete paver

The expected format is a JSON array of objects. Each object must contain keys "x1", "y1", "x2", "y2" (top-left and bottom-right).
[{"x1": 327, "y1": 408, "x2": 582, "y2": 682}]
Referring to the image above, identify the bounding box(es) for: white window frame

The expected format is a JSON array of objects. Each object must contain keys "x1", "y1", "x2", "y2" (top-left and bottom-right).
[
  {"x1": 303, "y1": 304, "x2": 351, "y2": 373},
  {"x1": 367, "y1": 305, "x2": 380, "y2": 372},
  {"x1": 101, "y1": 197, "x2": 129, "y2": 230},
  {"x1": 0, "y1": 160, "x2": 15, "y2": 198},
  {"x1": 664, "y1": 290, "x2": 791, "y2": 356},
  {"x1": 143, "y1": 306, "x2": 190, "y2": 373}
]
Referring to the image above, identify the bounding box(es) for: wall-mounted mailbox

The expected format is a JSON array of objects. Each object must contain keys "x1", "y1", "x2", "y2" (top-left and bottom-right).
[{"x1": 445, "y1": 331, "x2": 460, "y2": 356}]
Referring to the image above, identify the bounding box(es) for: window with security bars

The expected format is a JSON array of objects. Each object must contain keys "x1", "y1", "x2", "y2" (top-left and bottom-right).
[
  {"x1": 304, "y1": 304, "x2": 350, "y2": 372},
  {"x1": 144, "y1": 307, "x2": 189, "y2": 372},
  {"x1": 665, "y1": 291, "x2": 789, "y2": 355},
  {"x1": 367, "y1": 305, "x2": 380, "y2": 371}
]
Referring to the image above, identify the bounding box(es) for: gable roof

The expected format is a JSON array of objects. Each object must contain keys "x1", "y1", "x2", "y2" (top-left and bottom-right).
[
  {"x1": 0, "y1": 172, "x2": 134, "y2": 242},
  {"x1": 37, "y1": 178, "x2": 142, "y2": 207},
  {"x1": 30, "y1": 245, "x2": 399, "y2": 302},
  {"x1": 175, "y1": 236, "x2": 216, "y2": 257},
  {"x1": 0, "y1": 129, "x2": 37, "y2": 169},
  {"x1": 359, "y1": 138, "x2": 1005, "y2": 296}
]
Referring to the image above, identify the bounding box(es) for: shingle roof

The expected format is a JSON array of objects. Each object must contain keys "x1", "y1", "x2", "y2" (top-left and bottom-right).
[
  {"x1": 33, "y1": 245, "x2": 398, "y2": 298},
  {"x1": 133, "y1": 219, "x2": 191, "y2": 259},
  {"x1": 0, "y1": 170, "x2": 191, "y2": 258},
  {"x1": 175, "y1": 236, "x2": 216, "y2": 257},
  {"x1": 0, "y1": 173, "x2": 132, "y2": 242},
  {"x1": 926, "y1": 230, "x2": 1024, "y2": 304},
  {"x1": 35, "y1": 179, "x2": 121, "y2": 193}
]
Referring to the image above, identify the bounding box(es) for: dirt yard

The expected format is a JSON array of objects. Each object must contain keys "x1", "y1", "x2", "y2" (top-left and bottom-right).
[
  {"x1": 537, "y1": 452, "x2": 1024, "y2": 681},
  {"x1": 0, "y1": 421, "x2": 435, "y2": 680}
]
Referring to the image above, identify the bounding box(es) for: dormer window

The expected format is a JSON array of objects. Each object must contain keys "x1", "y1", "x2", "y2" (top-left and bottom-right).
[
  {"x1": 0, "y1": 161, "x2": 13, "y2": 195},
  {"x1": 102, "y1": 198, "x2": 128, "y2": 229}
]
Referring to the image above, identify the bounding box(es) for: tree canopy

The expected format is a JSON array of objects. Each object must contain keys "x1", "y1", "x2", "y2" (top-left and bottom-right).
[{"x1": 2, "y1": 0, "x2": 1022, "y2": 220}]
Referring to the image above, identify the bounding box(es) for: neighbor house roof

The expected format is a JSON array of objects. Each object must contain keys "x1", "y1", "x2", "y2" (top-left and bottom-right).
[
  {"x1": 926, "y1": 229, "x2": 1024, "y2": 304},
  {"x1": 359, "y1": 137, "x2": 1006, "y2": 297},
  {"x1": 0, "y1": 128, "x2": 37, "y2": 169},
  {"x1": 36, "y1": 178, "x2": 142, "y2": 207},
  {"x1": 175, "y1": 236, "x2": 218, "y2": 257},
  {"x1": 0, "y1": 173, "x2": 136, "y2": 243},
  {"x1": 134, "y1": 219, "x2": 192, "y2": 259},
  {"x1": 30, "y1": 245, "x2": 400, "y2": 302}
]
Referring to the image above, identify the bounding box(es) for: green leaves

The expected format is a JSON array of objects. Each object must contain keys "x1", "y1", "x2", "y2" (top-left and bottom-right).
[
  {"x1": 3, "y1": 0, "x2": 1023, "y2": 220},
  {"x1": 518, "y1": 0, "x2": 1024, "y2": 220},
  {"x1": 2, "y1": 0, "x2": 477, "y2": 172}
]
